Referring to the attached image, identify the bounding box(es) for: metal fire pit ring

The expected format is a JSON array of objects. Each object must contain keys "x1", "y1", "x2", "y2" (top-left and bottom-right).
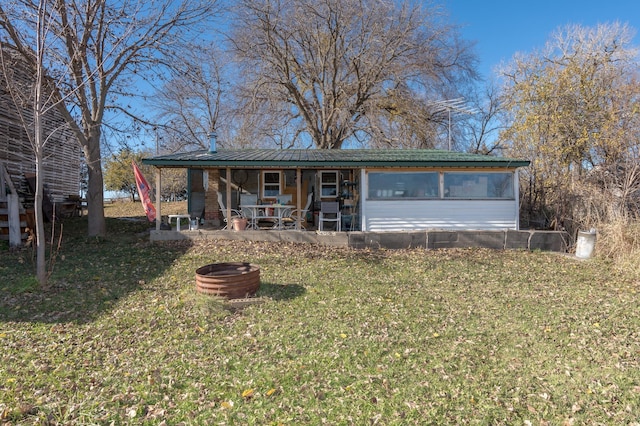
[{"x1": 195, "y1": 262, "x2": 260, "y2": 299}]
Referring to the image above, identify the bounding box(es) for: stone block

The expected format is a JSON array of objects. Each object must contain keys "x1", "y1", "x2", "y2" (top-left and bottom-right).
[
  {"x1": 505, "y1": 230, "x2": 531, "y2": 249},
  {"x1": 529, "y1": 231, "x2": 569, "y2": 252}
]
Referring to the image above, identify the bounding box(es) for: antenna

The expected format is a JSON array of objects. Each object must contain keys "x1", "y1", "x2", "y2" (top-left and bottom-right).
[{"x1": 429, "y1": 98, "x2": 478, "y2": 150}]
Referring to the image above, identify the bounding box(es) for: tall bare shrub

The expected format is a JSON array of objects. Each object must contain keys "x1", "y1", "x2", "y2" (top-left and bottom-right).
[{"x1": 500, "y1": 23, "x2": 640, "y2": 248}]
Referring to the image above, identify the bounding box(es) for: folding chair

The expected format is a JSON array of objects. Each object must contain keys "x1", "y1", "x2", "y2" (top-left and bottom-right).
[{"x1": 318, "y1": 201, "x2": 341, "y2": 231}]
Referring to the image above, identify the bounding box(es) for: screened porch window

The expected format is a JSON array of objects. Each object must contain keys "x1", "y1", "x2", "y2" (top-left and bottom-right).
[
  {"x1": 443, "y1": 172, "x2": 514, "y2": 199},
  {"x1": 368, "y1": 172, "x2": 439, "y2": 199}
]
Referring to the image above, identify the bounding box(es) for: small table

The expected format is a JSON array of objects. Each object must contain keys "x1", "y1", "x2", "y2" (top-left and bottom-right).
[
  {"x1": 240, "y1": 205, "x2": 292, "y2": 230},
  {"x1": 168, "y1": 214, "x2": 191, "y2": 231}
]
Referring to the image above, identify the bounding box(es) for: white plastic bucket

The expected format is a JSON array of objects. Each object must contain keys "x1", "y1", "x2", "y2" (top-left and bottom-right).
[{"x1": 576, "y1": 229, "x2": 596, "y2": 259}]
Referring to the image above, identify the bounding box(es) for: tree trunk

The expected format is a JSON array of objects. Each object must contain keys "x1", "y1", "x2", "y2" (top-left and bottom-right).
[
  {"x1": 35, "y1": 152, "x2": 46, "y2": 287},
  {"x1": 34, "y1": 96, "x2": 47, "y2": 287},
  {"x1": 83, "y1": 127, "x2": 106, "y2": 237}
]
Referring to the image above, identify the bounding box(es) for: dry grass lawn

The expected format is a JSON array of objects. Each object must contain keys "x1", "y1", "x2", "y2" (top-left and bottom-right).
[
  {"x1": 1, "y1": 201, "x2": 639, "y2": 424},
  {"x1": 103, "y1": 200, "x2": 188, "y2": 218}
]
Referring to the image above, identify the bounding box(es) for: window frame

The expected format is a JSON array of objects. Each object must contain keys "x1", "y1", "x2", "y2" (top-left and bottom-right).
[
  {"x1": 366, "y1": 171, "x2": 440, "y2": 200},
  {"x1": 261, "y1": 170, "x2": 282, "y2": 199},
  {"x1": 319, "y1": 170, "x2": 339, "y2": 199},
  {"x1": 443, "y1": 171, "x2": 515, "y2": 199}
]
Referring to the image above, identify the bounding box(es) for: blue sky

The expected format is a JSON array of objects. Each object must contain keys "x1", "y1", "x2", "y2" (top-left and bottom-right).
[{"x1": 444, "y1": 0, "x2": 640, "y2": 79}]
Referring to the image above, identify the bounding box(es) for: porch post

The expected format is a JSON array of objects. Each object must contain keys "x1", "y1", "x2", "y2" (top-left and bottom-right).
[
  {"x1": 296, "y1": 168, "x2": 302, "y2": 229},
  {"x1": 1, "y1": 164, "x2": 21, "y2": 248},
  {"x1": 203, "y1": 169, "x2": 221, "y2": 226},
  {"x1": 7, "y1": 193, "x2": 21, "y2": 248},
  {"x1": 514, "y1": 169, "x2": 520, "y2": 230},
  {"x1": 155, "y1": 168, "x2": 161, "y2": 231},
  {"x1": 226, "y1": 167, "x2": 232, "y2": 227}
]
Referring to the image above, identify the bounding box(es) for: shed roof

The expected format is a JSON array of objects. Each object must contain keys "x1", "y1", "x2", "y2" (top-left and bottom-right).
[{"x1": 142, "y1": 148, "x2": 530, "y2": 169}]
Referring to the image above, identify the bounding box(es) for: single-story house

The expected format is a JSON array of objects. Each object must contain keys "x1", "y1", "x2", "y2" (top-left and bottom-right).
[{"x1": 142, "y1": 139, "x2": 530, "y2": 233}]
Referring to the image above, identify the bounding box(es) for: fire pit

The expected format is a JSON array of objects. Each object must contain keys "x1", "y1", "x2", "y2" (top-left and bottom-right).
[{"x1": 195, "y1": 262, "x2": 260, "y2": 299}]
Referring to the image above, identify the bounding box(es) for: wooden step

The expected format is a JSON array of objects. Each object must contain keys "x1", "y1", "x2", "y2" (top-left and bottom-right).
[
  {"x1": 0, "y1": 208, "x2": 26, "y2": 215},
  {"x1": 0, "y1": 210, "x2": 30, "y2": 241},
  {"x1": 0, "y1": 221, "x2": 27, "y2": 228},
  {"x1": 0, "y1": 233, "x2": 28, "y2": 241}
]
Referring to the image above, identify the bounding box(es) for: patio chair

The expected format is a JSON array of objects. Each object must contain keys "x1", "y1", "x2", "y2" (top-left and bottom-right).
[
  {"x1": 277, "y1": 194, "x2": 292, "y2": 204},
  {"x1": 239, "y1": 193, "x2": 258, "y2": 206},
  {"x1": 239, "y1": 193, "x2": 259, "y2": 229},
  {"x1": 217, "y1": 191, "x2": 243, "y2": 230},
  {"x1": 283, "y1": 192, "x2": 313, "y2": 230},
  {"x1": 318, "y1": 201, "x2": 341, "y2": 231}
]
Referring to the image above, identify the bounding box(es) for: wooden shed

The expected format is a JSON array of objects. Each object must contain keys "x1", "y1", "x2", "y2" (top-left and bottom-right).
[{"x1": 1, "y1": 46, "x2": 81, "y2": 242}]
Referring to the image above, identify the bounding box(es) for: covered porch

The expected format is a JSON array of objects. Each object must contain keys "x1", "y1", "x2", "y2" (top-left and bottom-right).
[
  {"x1": 150, "y1": 166, "x2": 357, "y2": 232},
  {"x1": 185, "y1": 167, "x2": 358, "y2": 232}
]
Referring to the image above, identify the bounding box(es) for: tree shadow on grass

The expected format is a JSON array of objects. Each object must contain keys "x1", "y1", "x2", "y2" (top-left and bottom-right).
[
  {"x1": 0, "y1": 217, "x2": 192, "y2": 324},
  {"x1": 257, "y1": 282, "x2": 306, "y2": 301}
]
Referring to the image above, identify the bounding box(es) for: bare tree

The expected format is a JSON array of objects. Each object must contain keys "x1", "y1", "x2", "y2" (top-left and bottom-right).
[
  {"x1": 0, "y1": 1, "x2": 67, "y2": 286},
  {"x1": 0, "y1": 0, "x2": 218, "y2": 236},
  {"x1": 152, "y1": 42, "x2": 226, "y2": 152},
  {"x1": 231, "y1": 0, "x2": 477, "y2": 149},
  {"x1": 463, "y1": 80, "x2": 506, "y2": 155},
  {"x1": 364, "y1": 84, "x2": 446, "y2": 149},
  {"x1": 499, "y1": 22, "x2": 640, "y2": 232}
]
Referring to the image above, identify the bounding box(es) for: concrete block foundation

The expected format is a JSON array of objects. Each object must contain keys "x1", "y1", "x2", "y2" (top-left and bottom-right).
[{"x1": 150, "y1": 228, "x2": 569, "y2": 253}]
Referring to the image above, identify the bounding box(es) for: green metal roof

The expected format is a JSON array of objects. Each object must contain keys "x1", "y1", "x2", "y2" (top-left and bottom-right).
[{"x1": 142, "y1": 148, "x2": 530, "y2": 169}]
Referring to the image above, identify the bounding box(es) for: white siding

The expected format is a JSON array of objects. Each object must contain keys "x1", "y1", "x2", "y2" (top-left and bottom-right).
[{"x1": 362, "y1": 199, "x2": 518, "y2": 231}]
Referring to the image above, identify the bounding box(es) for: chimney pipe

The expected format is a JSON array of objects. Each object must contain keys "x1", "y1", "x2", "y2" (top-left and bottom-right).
[{"x1": 208, "y1": 131, "x2": 217, "y2": 153}]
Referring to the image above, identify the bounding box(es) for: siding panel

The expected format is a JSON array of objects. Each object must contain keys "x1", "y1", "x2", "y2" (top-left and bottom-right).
[{"x1": 364, "y1": 199, "x2": 517, "y2": 231}]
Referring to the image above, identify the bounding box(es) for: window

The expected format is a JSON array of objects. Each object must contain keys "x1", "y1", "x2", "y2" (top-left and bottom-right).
[
  {"x1": 319, "y1": 171, "x2": 339, "y2": 198},
  {"x1": 261, "y1": 171, "x2": 281, "y2": 198},
  {"x1": 443, "y1": 172, "x2": 514, "y2": 199},
  {"x1": 368, "y1": 172, "x2": 439, "y2": 199}
]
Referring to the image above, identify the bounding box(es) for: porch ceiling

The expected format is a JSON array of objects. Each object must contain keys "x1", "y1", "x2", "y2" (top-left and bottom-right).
[{"x1": 142, "y1": 148, "x2": 530, "y2": 169}]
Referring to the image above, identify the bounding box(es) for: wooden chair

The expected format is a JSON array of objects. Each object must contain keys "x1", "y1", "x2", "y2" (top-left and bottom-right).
[{"x1": 318, "y1": 201, "x2": 341, "y2": 231}]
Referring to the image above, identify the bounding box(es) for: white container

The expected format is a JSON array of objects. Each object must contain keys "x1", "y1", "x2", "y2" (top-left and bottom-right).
[
  {"x1": 576, "y1": 229, "x2": 597, "y2": 259},
  {"x1": 189, "y1": 219, "x2": 199, "y2": 230}
]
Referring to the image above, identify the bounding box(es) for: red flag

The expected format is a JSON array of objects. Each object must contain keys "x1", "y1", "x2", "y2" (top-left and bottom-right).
[{"x1": 132, "y1": 161, "x2": 156, "y2": 222}]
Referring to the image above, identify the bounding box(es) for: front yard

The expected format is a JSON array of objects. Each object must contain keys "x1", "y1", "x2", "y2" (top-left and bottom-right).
[{"x1": 1, "y1": 213, "x2": 639, "y2": 424}]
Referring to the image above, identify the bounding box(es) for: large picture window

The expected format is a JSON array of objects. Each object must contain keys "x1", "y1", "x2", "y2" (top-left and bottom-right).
[
  {"x1": 368, "y1": 172, "x2": 439, "y2": 199},
  {"x1": 443, "y1": 172, "x2": 514, "y2": 199}
]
